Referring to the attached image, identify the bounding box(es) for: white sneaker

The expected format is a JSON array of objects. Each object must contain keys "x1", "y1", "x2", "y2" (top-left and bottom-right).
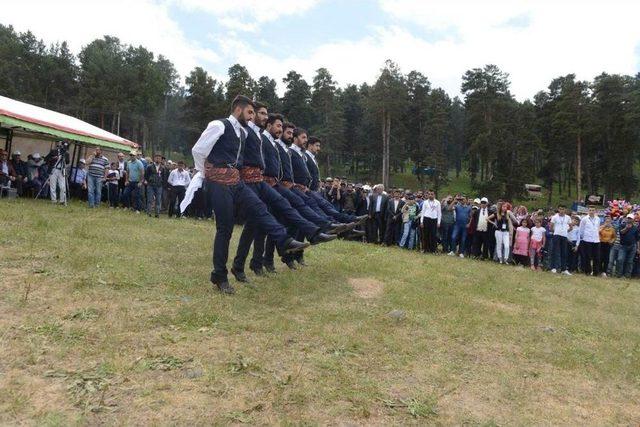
[
  {"x1": 459, "y1": 254, "x2": 465, "y2": 258},
  {"x1": 550, "y1": 269, "x2": 557, "y2": 274},
  {"x1": 562, "y1": 270, "x2": 572, "y2": 276},
  {"x1": 601, "y1": 272, "x2": 607, "y2": 278},
  {"x1": 448, "y1": 251, "x2": 454, "y2": 256}
]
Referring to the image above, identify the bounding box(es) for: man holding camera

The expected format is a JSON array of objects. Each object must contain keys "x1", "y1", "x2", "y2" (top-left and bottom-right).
[{"x1": 44, "y1": 141, "x2": 70, "y2": 204}]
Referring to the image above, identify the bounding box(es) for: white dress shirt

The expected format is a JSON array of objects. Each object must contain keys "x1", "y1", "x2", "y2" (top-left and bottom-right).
[
  {"x1": 577, "y1": 215, "x2": 601, "y2": 246},
  {"x1": 420, "y1": 198, "x2": 442, "y2": 226},
  {"x1": 375, "y1": 194, "x2": 383, "y2": 212},
  {"x1": 168, "y1": 168, "x2": 191, "y2": 187},
  {"x1": 180, "y1": 115, "x2": 245, "y2": 213},
  {"x1": 289, "y1": 143, "x2": 305, "y2": 158},
  {"x1": 306, "y1": 150, "x2": 318, "y2": 166},
  {"x1": 550, "y1": 213, "x2": 571, "y2": 237}
]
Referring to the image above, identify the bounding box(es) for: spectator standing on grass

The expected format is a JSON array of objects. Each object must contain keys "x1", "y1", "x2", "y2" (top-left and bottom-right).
[
  {"x1": 144, "y1": 153, "x2": 165, "y2": 218},
  {"x1": 512, "y1": 218, "x2": 530, "y2": 266},
  {"x1": 106, "y1": 162, "x2": 120, "y2": 208},
  {"x1": 450, "y1": 196, "x2": 471, "y2": 257},
  {"x1": 420, "y1": 190, "x2": 441, "y2": 253},
  {"x1": 116, "y1": 152, "x2": 127, "y2": 197},
  {"x1": 384, "y1": 189, "x2": 404, "y2": 246},
  {"x1": 567, "y1": 216, "x2": 580, "y2": 273},
  {"x1": 473, "y1": 197, "x2": 491, "y2": 259},
  {"x1": 440, "y1": 195, "x2": 455, "y2": 254},
  {"x1": 492, "y1": 202, "x2": 513, "y2": 264},
  {"x1": 167, "y1": 160, "x2": 190, "y2": 218},
  {"x1": 529, "y1": 218, "x2": 546, "y2": 270},
  {"x1": 0, "y1": 149, "x2": 16, "y2": 188},
  {"x1": 577, "y1": 207, "x2": 602, "y2": 276},
  {"x1": 399, "y1": 194, "x2": 418, "y2": 249},
  {"x1": 599, "y1": 216, "x2": 616, "y2": 275},
  {"x1": 44, "y1": 142, "x2": 69, "y2": 204},
  {"x1": 550, "y1": 205, "x2": 572, "y2": 275},
  {"x1": 120, "y1": 151, "x2": 144, "y2": 213},
  {"x1": 68, "y1": 159, "x2": 87, "y2": 200},
  {"x1": 85, "y1": 147, "x2": 109, "y2": 208},
  {"x1": 611, "y1": 214, "x2": 640, "y2": 278}
]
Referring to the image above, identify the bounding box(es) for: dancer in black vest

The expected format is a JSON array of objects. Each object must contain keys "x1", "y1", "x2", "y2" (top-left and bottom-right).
[
  {"x1": 231, "y1": 102, "x2": 336, "y2": 281},
  {"x1": 180, "y1": 96, "x2": 308, "y2": 294},
  {"x1": 289, "y1": 132, "x2": 366, "y2": 226}
]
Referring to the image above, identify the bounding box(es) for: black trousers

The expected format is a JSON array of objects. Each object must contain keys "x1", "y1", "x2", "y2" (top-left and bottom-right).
[
  {"x1": 473, "y1": 230, "x2": 491, "y2": 259},
  {"x1": 168, "y1": 186, "x2": 186, "y2": 217},
  {"x1": 423, "y1": 217, "x2": 438, "y2": 253},
  {"x1": 580, "y1": 241, "x2": 601, "y2": 275},
  {"x1": 384, "y1": 218, "x2": 402, "y2": 245},
  {"x1": 371, "y1": 212, "x2": 385, "y2": 243},
  {"x1": 207, "y1": 181, "x2": 290, "y2": 284}
]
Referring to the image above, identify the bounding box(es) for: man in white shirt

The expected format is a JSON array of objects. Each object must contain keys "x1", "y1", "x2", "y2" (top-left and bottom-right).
[
  {"x1": 473, "y1": 197, "x2": 491, "y2": 259},
  {"x1": 167, "y1": 160, "x2": 191, "y2": 218},
  {"x1": 576, "y1": 206, "x2": 602, "y2": 276},
  {"x1": 420, "y1": 190, "x2": 441, "y2": 253},
  {"x1": 549, "y1": 204, "x2": 573, "y2": 274}
]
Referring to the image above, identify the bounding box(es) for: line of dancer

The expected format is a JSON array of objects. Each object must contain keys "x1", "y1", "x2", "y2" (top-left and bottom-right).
[{"x1": 181, "y1": 95, "x2": 367, "y2": 294}]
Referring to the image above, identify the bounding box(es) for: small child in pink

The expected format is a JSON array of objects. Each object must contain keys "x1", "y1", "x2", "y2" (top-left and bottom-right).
[
  {"x1": 529, "y1": 218, "x2": 546, "y2": 270},
  {"x1": 513, "y1": 219, "x2": 531, "y2": 266}
]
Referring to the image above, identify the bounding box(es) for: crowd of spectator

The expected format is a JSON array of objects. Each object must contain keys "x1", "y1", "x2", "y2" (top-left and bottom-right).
[{"x1": 3, "y1": 146, "x2": 639, "y2": 279}]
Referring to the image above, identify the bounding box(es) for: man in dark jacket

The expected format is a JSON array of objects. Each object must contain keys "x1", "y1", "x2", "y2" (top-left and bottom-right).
[
  {"x1": 368, "y1": 184, "x2": 388, "y2": 244},
  {"x1": 384, "y1": 189, "x2": 405, "y2": 245}
]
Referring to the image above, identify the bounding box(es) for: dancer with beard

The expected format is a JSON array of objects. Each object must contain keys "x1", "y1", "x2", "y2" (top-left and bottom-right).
[
  {"x1": 230, "y1": 102, "x2": 336, "y2": 283},
  {"x1": 180, "y1": 95, "x2": 308, "y2": 294}
]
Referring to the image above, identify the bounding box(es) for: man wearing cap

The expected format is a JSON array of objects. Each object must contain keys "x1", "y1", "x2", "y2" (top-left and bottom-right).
[
  {"x1": 24, "y1": 153, "x2": 44, "y2": 196},
  {"x1": 8, "y1": 151, "x2": 28, "y2": 196},
  {"x1": 473, "y1": 197, "x2": 492, "y2": 259},
  {"x1": 69, "y1": 158, "x2": 87, "y2": 200},
  {"x1": 120, "y1": 151, "x2": 144, "y2": 212}
]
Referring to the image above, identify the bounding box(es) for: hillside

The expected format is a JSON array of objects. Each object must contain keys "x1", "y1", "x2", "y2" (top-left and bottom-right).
[{"x1": 1, "y1": 199, "x2": 639, "y2": 424}]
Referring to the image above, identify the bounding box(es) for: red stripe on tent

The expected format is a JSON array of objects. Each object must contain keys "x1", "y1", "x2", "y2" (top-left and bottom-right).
[{"x1": 0, "y1": 108, "x2": 138, "y2": 148}]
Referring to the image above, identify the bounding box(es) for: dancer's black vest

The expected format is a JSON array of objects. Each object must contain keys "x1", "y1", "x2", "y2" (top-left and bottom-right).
[{"x1": 206, "y1": 119, "x2": 243, "y2": 168}]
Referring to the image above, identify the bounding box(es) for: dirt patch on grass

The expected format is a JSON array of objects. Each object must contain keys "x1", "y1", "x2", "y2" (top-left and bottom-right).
[
  {"x1": 474, "y1": 297, "x2": 522, "y2": 315},
  {"x1": 348, "y1": 278, "x2": 384, "y2": 299}
]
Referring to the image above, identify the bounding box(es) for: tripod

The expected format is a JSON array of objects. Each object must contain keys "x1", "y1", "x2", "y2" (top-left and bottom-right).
[{"x1": 35, "y1": 148, "x2": 69, "y2": 205}]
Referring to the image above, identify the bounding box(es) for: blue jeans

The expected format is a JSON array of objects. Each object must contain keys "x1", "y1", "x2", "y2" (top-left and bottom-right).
[
  {"x1": 615, "y1": 244, "x2": 636, "y2": 278},
  {"x1": 120, "y1": 181, "x2": 142, "y2": 211},
  {"x1": 399, "y1": 221, "x2": 416, "y2": 249},
  {"x1": 552, "y1": 235, "x2": 568, "y2": 271},
  {"x1": 146, "y1": 186, "x2": 163, "y2": 216},
  {"x1": 451, "y1": 223, "x2": 467, "y2": 254},
  {"x1": 440, "y1": 223, "x2": 453, "y2": 252},
  {"x1": 87, "y1": 174, "x2": 103, "y2": 208}
]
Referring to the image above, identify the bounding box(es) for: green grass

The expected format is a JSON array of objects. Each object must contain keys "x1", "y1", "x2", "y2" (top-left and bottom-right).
[{"x1": 1, "y1": 199, "x2": 640, "y2": 424}]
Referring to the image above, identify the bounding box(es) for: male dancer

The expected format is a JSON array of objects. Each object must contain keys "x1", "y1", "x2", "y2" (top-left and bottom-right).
[
  {"x1": 230, "y1": 102, "x2": 336, "y2": 282},
  {"x1": 180, "y1": 95, "x2": 308, "y2": 294}
]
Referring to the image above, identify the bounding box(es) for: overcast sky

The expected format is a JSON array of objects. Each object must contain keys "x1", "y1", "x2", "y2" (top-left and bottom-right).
[{"x1": 3, "y1": 0, "x2": 640, "y2": 100}]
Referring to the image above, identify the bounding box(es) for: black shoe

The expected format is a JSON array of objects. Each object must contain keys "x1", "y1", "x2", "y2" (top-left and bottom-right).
[
  {"x1": 328, "y1": 223, "x2": 349, "y2": 235},
  {"x1": 214, "y1": 280, "x2": 235, "y2": 294},
  {"x1": 155, "y1": 214, "x2": 159, "y2": 218},
  {"x1": 264, "y1": 264, "x2": 277, "y2": 274},
  {"x1": 349, "y1": 229, "x2": 365, "y2": 237},
  {"x1": 310, "y1": 232, "x2": 337, "y2": 245},
  {"x1": 230, "y1": 267, "x2": 248, "y2": 283},
  {"x1": 251, "y1": 267, "x2": 265, "y2": 276},
  {"x1": 284, "y1": 238, "x2": 310, "y2": 254},
  {"x1": 285, "y1": 261, "x2": 297, "y2": 270}
]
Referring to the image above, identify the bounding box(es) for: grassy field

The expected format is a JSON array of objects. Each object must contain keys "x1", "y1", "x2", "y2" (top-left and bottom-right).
[{"x1": 1, "y1": 199, "x2": 639, "y2": 425}]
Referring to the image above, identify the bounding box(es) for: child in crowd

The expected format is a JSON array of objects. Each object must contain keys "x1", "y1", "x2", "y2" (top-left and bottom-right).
[
  {"x1": 513, "y1": 218, "x2": 531, "y2": 266},
  {"x1": 599, "y1": 215, "x2": 616, "y2": 274},
  {"x1": 529, "y1": 218, "x2": 546, "y2": 270},
  {"x1": 106, "y1": 162, "x2": 120, "y2": 208},
  {"x1": 567, "y1": 216, "x2": 580, "y2": 272}
]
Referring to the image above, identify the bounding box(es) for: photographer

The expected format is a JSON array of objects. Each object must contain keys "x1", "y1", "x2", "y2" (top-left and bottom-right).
[
  {"x1": 441, "y1": 195, "x2": 456, "y2": 254},
  {"x1": 44, "y1": 141, "x2": 70, "y2": 204},
  {"x1": 327, "y1": 177, "x2": 342, "y2": 211}
]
